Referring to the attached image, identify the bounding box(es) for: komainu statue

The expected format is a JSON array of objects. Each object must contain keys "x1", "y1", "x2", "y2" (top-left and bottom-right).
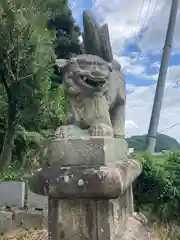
[
  {"x1": 28, "y1": 10, "x2": 150, "y2": 240},
  {"x1": 55, "y1": 11, "x2": 125, "y2": 139}
]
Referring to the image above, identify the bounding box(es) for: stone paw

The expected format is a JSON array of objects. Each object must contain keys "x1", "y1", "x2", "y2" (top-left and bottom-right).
[
  {"x1": 54, "y1": 126, "x2": 71, "y2": 139},
  {"x1": 89, "y1": 123, "x2": 113, "y2": 137},
  {"x1": 113, "y1": 129, "x2": 125, "y2": 138}
]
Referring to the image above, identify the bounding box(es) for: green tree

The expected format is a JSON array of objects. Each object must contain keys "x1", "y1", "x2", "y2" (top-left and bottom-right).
[
  {"x1": 48, "y1": 6, "x2": 82, "y2": 85},
  {"x1": 0, "y1": 0, "x2": 66, "y2": 170},
  {"x1": 127, "y1": 134, "x2": 180, "y2": 152},
  {"x1": 48, "y1": 7, "x2": 82, "y2": 59}
]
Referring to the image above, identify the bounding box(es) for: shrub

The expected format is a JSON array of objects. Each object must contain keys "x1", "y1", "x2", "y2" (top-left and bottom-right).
[
  {"x1": 0, "y1": 163, "x2": 24, "y2": 181},
  {"x1": 133, "y1": 151, "x2": 180, "y2": 221}
]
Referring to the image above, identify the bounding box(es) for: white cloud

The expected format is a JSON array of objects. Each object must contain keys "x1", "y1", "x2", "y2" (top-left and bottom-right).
[
  {"x1": 70, "y1": 0, "x2": 180, "y2": 81},
  {"x1": 166, "y1": 65, "x2": 180, "y2": 84},
  {"x1": 91, "y1": 0, "x2": 180, "y2": 55},
  {"x1": 126, "y1": 84, "x2": 138, "y2": 94},
  {"x1": 125, "y1": 65, "x2": 180, "y2": 141},
  {"x1": 151, "y1": 61, "x2": 160, "y2": 69},
  {"x1": 143, "y1": 73, "x2": 158, "y2": 81},
  {"x1": 116, "y1": 55, "x2": 146, "y2": 76},
  {"x1": 68, "y1": 0, "x2": 76, "y2": 10},
  {"x1": 92, "y1": 0, "x2": 155, "y2": 54},
  {"x1": 115, "y1": 55, "x2": 158, "y2": 81},
  {"x1": 68, "y1": 0, "x2": 87, "y2": 20},
  {"x1": 125, "y1": 120, "x2": 139, "y2": 130},
  {"x1": 139, "y1": 1, "x2": 180, "y2": 53}
]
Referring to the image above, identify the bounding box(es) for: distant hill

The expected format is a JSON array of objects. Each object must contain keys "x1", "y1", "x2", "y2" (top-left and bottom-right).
[{"x1": 126, "y1": 133, "x2": 180, "y2": 152}]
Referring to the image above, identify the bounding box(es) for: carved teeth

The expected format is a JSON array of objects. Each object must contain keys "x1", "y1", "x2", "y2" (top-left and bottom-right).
[{"x1": 84, "y1": 77, "x2": 105, "y2": 88}]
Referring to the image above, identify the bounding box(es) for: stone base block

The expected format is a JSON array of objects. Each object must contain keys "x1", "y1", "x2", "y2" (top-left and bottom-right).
[
  {"x1": 0, "y1": 211, "x2": 13, "y2": 233},
  {"x1": 26, "y1": 189, "x2": 48, "y2": 210},
  {"x1": 47, "y1": 137, "x2": 127, "y2": 165},
  {"x1": 47, "y1": 187, "x2": 135, "y2": 240},
  {"x1": 12, "y1": 210, "x2": 47, "y2": 229},
  {"x1": 0, "y1": 181, "x2": 25, "y2": 208}
]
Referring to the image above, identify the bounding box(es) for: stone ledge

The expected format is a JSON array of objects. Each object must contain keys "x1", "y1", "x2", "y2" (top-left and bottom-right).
[
  {"x1": 0, "y1": 210, "x2": 46, "y2": 234},
  {"x1": 28, "y1": 159, "x2": 142, "y2": 199},
  {"x1": 47, "y1": 136, "x2": 127, "y2": 165}
]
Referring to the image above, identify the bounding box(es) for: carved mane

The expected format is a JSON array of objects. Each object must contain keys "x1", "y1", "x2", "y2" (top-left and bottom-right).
[{"x1": 82, "y1": 10, "x2": 120, "y2": 69}]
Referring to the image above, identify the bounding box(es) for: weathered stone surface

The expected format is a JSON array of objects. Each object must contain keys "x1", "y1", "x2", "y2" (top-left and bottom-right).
[
  {"x1": 47, "y1": 137, "x2": 127, "y2": 165},
  {"x1": 57, "y1": 199, "x2": 97, "y2": 239},
  {"x1": 0, "y1": 211, "x2": 13, "y2": 233},
  {"x1": 12, "y1": 209, "x2": 47, "y2": 229},
  {"x1": 119, "y1": 212, "x2": 151, "y2": 240},
  {"x1": 82, "y1": 11, "x2": 102, "y2": 57},
  {"x1": 55, "y1": 53, "x2": 126, "y2": 139},
  {"x1": 99, "y1": 23, "x2": 113, "y2": 62},
  {"x1": 0, "y1": 181, "x2": 25, "y2": 208},
  {"x1": 26, "y1": 189, "x2": 48, "y2": 210},
  {"x1": 96, "y1": 192, "x2": 133, "y2": 240},
  {"x1": 46, "y1": 188, "x2": 134, "y2": 240},
  {"x1": 28, "y1": 159, "x2": 141, "y2": 199},
  {"x1": 26, "y1": 7, "x2": 148, "y2": 240}
]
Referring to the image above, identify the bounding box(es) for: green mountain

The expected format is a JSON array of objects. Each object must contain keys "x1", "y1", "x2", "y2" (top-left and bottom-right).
[{"x1": 126, "y1": 133, "x2": 180, "y2": 152}]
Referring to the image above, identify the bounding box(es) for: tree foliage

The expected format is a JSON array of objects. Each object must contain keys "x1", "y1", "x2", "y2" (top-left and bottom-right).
[
  {"x1": 48, "y1": 6, "x2": 82, "y2": 85},
  {"x1": 127, "y1": 133, "x2": 180, "y2": 153},
  {"x1": 0, "y1": 0, "x2": 71, "y2": 170},
  {"x1": 134, "y1": 151, "x2": 180, "y2": 222},
  {"x1": 48, "y1": 7, "x2": 82, "y2": 59}
]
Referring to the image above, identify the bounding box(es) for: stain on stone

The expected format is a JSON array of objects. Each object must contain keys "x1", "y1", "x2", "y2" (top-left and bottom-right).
[
  {"x1": 85, "y1": 201, "x2": 96, "y2": 239},
  {"x1": 59, "y1": 230, "x2": 65, "y2": 239}
]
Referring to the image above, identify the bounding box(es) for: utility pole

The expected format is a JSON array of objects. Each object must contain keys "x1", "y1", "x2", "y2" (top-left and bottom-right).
[{"x1": 147, "y1": 0, "x2": 178, "y2": 153}]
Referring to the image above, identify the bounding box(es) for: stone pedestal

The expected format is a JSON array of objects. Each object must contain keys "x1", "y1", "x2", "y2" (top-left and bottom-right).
[
  {"x1": 47, "y1": 137, "x2": 128, "y2": 165},
  {"x1": 28, "y1": 137, "x2": 149, "y2": 239}
]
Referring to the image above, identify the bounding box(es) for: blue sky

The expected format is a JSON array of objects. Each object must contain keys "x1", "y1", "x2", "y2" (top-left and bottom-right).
[{"x1": 69, "y1": 0, "x2": 180, "y2": 141}]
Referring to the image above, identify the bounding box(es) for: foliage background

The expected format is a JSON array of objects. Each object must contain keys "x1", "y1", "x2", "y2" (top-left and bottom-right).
[
  {"x1": 0, "y1": 0, "x2": 81, "y2": 171},
  {"x1": 133, "y1": 151, "x2": 180, "y2": 222},
  {"x1": 127, "y1": 133, "x2": 180, "y2": 152}
]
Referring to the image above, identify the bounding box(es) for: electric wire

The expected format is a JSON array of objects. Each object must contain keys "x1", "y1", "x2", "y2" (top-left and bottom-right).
[
  {"x1": 133, "y1": 0, "x2": 146, "y2": 40},
  {"x1": 140, "y1": 0, "x2": 153, "y2": 34},
  {"x1": 142, "y1": 0, "x2": 159, "y2": 42},
  {"x1": 160, "y1": 122, "x2": 180, "y2": 133}
]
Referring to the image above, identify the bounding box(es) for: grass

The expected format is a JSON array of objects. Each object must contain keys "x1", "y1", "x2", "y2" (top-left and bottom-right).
[
  {"x1": 2, "y1": 229, "x2": 48, "y2": 240},
  {"x1": 2, "y1": 222, "x2": 180, "y2": 240},
  {"x1": 151, "y1": 222, "x2": 180, "y2": 240}
]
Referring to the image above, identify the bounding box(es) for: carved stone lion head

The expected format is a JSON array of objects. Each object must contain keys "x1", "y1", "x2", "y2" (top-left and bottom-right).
[{"x1": 56, "y1": 54, "x2": 113, "y2": 94}]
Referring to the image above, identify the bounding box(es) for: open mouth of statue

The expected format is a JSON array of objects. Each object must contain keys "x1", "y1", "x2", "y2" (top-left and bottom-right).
[{"x1": 80, "y1": 75, "x2": 106, "y2": 88}]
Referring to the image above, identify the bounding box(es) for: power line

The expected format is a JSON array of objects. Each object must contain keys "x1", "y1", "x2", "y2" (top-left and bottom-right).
[
  {"x1": 174, "y1": 72, "x2": 180, "y2": 84},
  {"x1": 130, "y1": 0, "x2": 159, "y2": 74},
  {"x1": 140, "y1": 0, "x2": 153, "y2": 33},
  {"x1": 133, "y1": 0, "x2": 146, "y2": 39},
  {"x1": 142, "y1": 0, "x2": 159, "y2": 42},
  {"x1": 160, "y1": 122, "x2": 180, "y2": 133},
  {"x1": 150, "y1": 0, "x2": 159, "y2": 20},
  {"x1": 162, "y1": 70, "x2": 180, "y2": 98}
]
